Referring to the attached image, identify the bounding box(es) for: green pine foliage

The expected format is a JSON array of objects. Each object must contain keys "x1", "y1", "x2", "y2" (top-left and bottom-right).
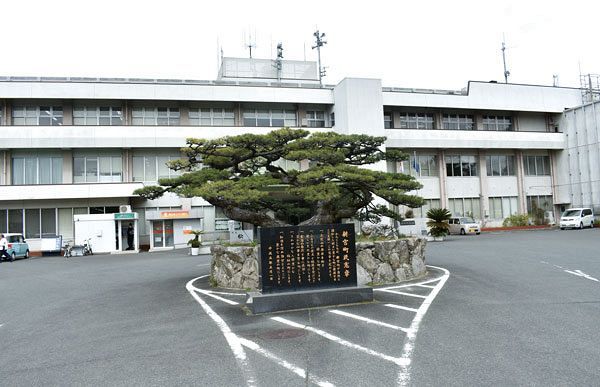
[{"x1": 135, "y1": 128, "x2": 424, "y2": 227}]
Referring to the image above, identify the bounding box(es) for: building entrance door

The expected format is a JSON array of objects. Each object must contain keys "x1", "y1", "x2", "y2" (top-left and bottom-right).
[{"x1": 152, "y1": 220, "x2": 174, "y2": 249}]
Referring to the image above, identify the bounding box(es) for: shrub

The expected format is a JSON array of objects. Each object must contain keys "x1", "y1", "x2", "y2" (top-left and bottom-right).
[
  {"x1": 502, "y1": 214, "x2": 529, "y2": 227},
  {"x1": 404, "y1": 209, "x2": 414, "y2": 219},
  {"x1": 426, "y1": 208, "x2": 451, "y2": 237},
  {"x1": 187, "y1": 230, "x2": 203, "y2": 248}
]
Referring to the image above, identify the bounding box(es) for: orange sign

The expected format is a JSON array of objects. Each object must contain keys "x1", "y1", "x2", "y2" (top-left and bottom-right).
[{"x1": 160, "y1": 210, "x2": 190, "y2": 219}]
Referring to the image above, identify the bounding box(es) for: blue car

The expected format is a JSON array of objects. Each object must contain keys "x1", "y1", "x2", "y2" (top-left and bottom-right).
[{"x1": 4, "y1": 233, "x2": 30, "y2": 260}]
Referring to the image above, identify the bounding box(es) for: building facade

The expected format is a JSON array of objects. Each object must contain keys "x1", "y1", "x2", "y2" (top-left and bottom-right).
[{"x1": 0, "y1": 58, "x2": 590, "y2": 252}]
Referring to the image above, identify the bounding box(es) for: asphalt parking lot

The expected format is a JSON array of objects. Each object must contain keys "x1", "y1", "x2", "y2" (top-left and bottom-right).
[{"x1": 1, "y1": 228, "x2": 599, "y2": 386}]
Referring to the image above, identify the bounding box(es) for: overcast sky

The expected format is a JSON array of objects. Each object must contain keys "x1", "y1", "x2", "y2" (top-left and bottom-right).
[{"x1": 2, "y1": 0, "x2": 599, "y2": 90}]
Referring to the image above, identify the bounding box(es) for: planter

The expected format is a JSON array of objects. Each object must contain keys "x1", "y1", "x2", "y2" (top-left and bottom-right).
[
  {"x1": 433, "y1": 236, "x2": 444, "y2": 242},
  {"x1": 209, "y1": 237, "x2": 427, "y2": 290},
  {"x1": 190, "y1": 247, "x2": 200, "y2": 256}
]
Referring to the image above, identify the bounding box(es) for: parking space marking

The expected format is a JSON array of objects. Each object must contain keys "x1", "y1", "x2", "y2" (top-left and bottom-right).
[
  {"x1": 238, "y1": 337, "x2": 335, "y2": 387},
  {"x1": 564, "y1": 269, "x2": 599, "y2": 282},
  {"x1": 384, "y1": 304, "x2": 418, "y2": 313},
  {"x1": 187, "y1": 278, "x2": 335, "y2": 386},
  {"x1": 329, "y1": 309, "x2": 409, "y2": 332},
  {"x1": 540, "y1": 261, "x2": 598, "y2": 283},
  {"x1": 185, "y1": 278, "x2": 256, "y2": 386},
  {"x1": 187, "y1": 265, "x2": 450, "y2": 387},
  {"x1": 271, "y1": 316, "x2": 407, "y2": 366},
  {"x1": 376, "y1": 289, "x2": 428, "y2": 299},
  {"x1": 189, "y1": 283, "x2": 240, "y2": 305},
  {"x1": 397, "y1": 265, "x2": 450, "y2": 386}
]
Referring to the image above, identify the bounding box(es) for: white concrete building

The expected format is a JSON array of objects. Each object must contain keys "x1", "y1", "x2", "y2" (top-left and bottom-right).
[{"x1": 0, "y1": 58, "x2": 593, "y2": 252}]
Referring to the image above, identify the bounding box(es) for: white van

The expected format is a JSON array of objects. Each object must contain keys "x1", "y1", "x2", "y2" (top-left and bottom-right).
[
  {"x1": 559, "y1": 208, "x2": 594, "y2": 229},
  {"x1": 448, "y1": 217, "x2": 481, "y2": 235}
]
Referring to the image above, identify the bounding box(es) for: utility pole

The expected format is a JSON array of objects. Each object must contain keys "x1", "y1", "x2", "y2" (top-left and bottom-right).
[{"x1": 312, "y1": 30, "x2": 327, "y2": 86}]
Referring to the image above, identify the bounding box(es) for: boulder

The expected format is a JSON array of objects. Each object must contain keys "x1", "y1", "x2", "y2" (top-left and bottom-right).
[
  {"x1": 356, "y1": 264, "x2": 372, "y2": 286},
  {"x1": 373, "y1": 263, "x2": 395, "y2": 283}
]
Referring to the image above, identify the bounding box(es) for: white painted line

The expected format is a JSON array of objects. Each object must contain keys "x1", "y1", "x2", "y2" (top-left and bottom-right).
[
  {"x1": 196, "y1": 263, "x2": 211, "y2": 267},
  {"x1": 190, "y1": 285, "x2": 239, "y2": 306},
  {"x1": 540, "y1": 260, "x2": 548, "y2": 264},
  {"x1": 185, "y1": 278, "x2": 256, "y2": 386},
  {"x1": 553, "y1": 264, "x2": 564, "y2": 269},
  {"x1": 377, "y1": 289, "x2": 428, "y2": 299},
  {"x1": 397, "y1": 265, "x2": 450, "y2": 386},
  {"x1": 415, "y1": 284, "x2": 435, "y2": 289},
  {"x1": 239, "y1": 337, "x2": 335, "y2": 387},
  {"x1": 384, "y1": 304, "x2": 418, "y2": 313},
  {"x1": 271, "y1": 316, "x2": 406, "y2": 366},
  {"x1": 330, "y1": 309, "x2": 409, "y2": 333},
  {"x1": 564, "y1": 269, "x2": 599, "y2": 282},
  {"x1": 207, "y1": 290, "x2": 246, "y2": 296}
]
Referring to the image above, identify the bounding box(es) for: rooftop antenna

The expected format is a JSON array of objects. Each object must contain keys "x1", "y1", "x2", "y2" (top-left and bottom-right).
[
  {"x1": 273, "y1": 42, "x2": 284, "y2": 83},
  {"x1": 312, "y1": 29, "x2": 327, "y2": 86},
  {"x1": 553, "y1": 74, "x2": 559, "y2": 87},
  {"x1": 501, "y1": 35, "x2": 510, "y2": 83},
  {"x1": 244, "y1": 29, "x2": 256, "y2": 58}
]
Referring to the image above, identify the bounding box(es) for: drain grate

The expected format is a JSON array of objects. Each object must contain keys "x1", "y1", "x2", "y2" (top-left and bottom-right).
[{"x1": 258, "y1": 328, "x2": 307, "y2": 340}]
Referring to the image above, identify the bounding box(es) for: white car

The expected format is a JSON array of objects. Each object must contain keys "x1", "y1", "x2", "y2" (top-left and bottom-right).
[
  {"x1": 560, "y1": 208, "x2": 594, "y2": 229},
  {"x1": 448, "y1": 217, "x2": 481, "y2": 235}
]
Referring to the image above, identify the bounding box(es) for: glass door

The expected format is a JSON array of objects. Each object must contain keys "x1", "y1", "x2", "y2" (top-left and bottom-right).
[{"x1": 153, "y1": 221, "x2": 164, "y2": 248}]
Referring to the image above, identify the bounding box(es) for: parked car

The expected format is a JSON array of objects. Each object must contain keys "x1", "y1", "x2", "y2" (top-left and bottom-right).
[
  {"x1": 4, "y1": 233, "x2": 30, "y2": 260},
  {"x1": 448, "y1": 217, "x2": 481, "y2": 235},
  {"x1": 559, "y1": 208, "x2": 594, "y2": 229}
]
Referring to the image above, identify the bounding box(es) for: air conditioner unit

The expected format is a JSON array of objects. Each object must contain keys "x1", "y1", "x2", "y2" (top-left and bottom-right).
[
  {"x1": 119, "y1": 205, "x2": 132, "y2": 213},
  {"x1": 301, "y1": 118, "x2": 308, "y2": 127}
]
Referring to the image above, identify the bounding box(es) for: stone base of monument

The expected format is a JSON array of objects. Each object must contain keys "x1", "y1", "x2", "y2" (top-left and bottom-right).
[{"x1": 245, "y1": 286, "x2": 373, "y2": 314}]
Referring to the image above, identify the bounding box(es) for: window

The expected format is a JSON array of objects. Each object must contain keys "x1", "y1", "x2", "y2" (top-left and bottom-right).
[
  {"x1": 406, "y1": 154, "x2": 438, "y2": 177},
  {"x1": 306, "y1": 111, "x2": 326, "y2": 127},
  {"x1": 73, "y1": 156, "x2": 122, "y2": 183},
  {"x1": 524, "y1": 155, "x2": 551, "y2": 176},
  {"x1": 132, "y1": 154, "x2": 181, "y2": 182},
  {"x1": 330, "y1": 112, "x2": 335, "y2": 127},
  {"x1": 12, "y1": 156, "x2": 62, "y2": 185},
  {"x1": 489, "y1": 196, "x2": 519, "y2": 219},
  {"x1": 448, "y1": 198, "x2": 480, "y2": 218},
  {"x1": 411, "y1": 199, "x2": 441, "y2": 218},
  {"x1": 446, "y1": 155, "x2": 477, "y2": 177},
  {"x1": 189, "y1": 108, "x2": 235, "y2": 126},
  {"x1": 8, "y1": 209, "x2": 23, "y2": 234},
  {"x1": 442, "y1": 114, "x2": 474, "y2": 130},
  {"x1": 243, "y1": 109, "x2": 297, "y2": 127},
  {"x1": 13, "y1": 106, "x2": 63, "y2": 126},
  {"x1": 483, "y1": 115, "x2": 513, "y2": 131},
  {"x1": 132, "y1": 107, "x2": 180, "y2": 125},
  {"x1": 384, "y1": 112, "x2": 393, "y2": 129},
  {"x1": 399, "y1": 113, "x2": 434, "y2": 129},
  {"x1": 486, "y1": 155, "x2": 515, "y2": 176},
  {"x1": 73, "y1": 106, "x2": 123, "y2": 125},
  {"x1": 527, "y1": 195, "x2": 553, "y2": 213}
]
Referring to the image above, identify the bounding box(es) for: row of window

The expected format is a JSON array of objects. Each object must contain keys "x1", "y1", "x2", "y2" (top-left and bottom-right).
[
  {"x1": 405, "y1": 195, "x2": 553, "y2": 219},
  {"x1": 3, "y1": 106, "x2": 330, "y2": 127},
  {"x1": 11, "y1": 154, "x2": 182, "y2": 185},
  {"x1": 384, "y1": 113, "x2": 513, "y2": 131},
  {"x1": 398, "y1": 155, "x2": 550, "y2": 177}
]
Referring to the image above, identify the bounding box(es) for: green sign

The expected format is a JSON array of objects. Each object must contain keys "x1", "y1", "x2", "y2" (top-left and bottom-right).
[{"x1": 114, "y1": 213, "x2": 135, "y2": 220}]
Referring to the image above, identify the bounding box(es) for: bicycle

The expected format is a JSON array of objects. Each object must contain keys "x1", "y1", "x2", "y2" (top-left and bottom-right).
[
  {"x1": 82, "y1": 238, "x2": 93, "y2": 256},
  {"x1": 63, "y1": 240, "x2": 74, "y2": 258}
]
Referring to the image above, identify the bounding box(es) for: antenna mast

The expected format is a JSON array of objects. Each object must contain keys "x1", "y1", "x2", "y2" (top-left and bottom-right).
[
  {"x1": 312, "y1": 30, "x2": 327, "y2": 86},
  {"x1": 244, "y1": 30, "x2": 256, "y2": 58},
  {"x1": 274, "y1": 42, "x2": 284, "y2": 83},
  {"x1": 501, "y1": 36, "x2": 510, "y2": 83}
]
